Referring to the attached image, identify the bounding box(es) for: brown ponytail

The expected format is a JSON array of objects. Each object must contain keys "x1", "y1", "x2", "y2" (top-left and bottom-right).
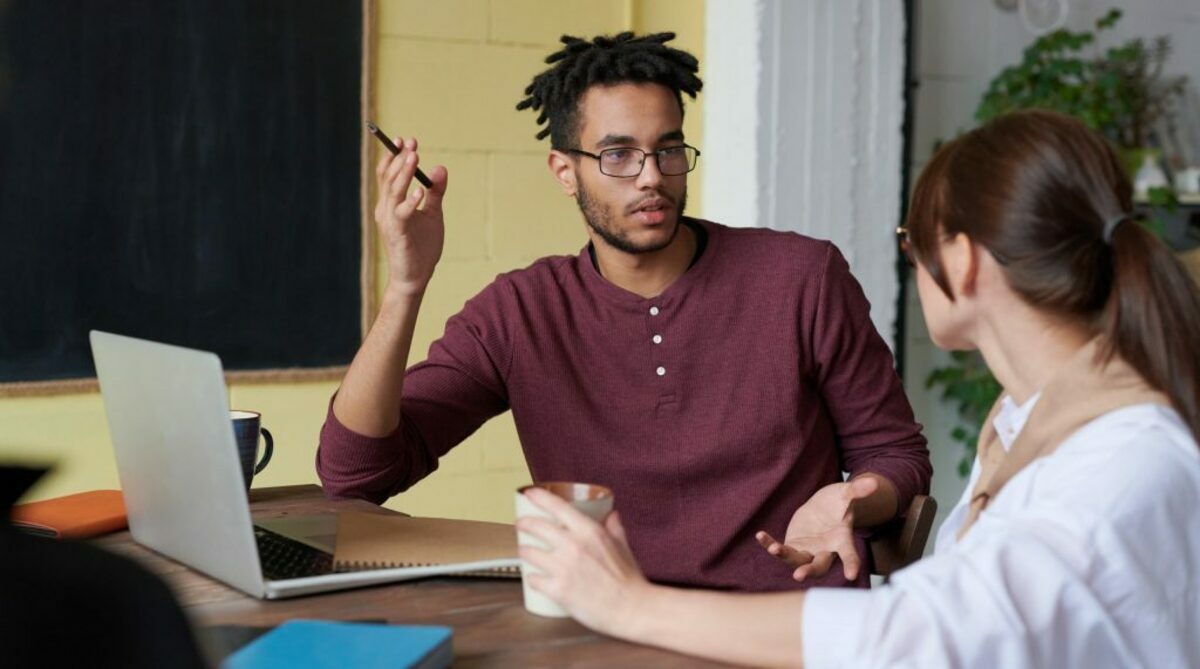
[
  {"x1": 907, "y1": 109, "x2": 1200, "y2": 440},
  {"x1": 1102, "y1": 219, "x2": 1200, "y2": 439}
]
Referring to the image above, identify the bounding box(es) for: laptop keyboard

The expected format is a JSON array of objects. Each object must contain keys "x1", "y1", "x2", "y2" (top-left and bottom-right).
[{"x1": 254, "y1": 526, "x2": 334, "y2": 580}]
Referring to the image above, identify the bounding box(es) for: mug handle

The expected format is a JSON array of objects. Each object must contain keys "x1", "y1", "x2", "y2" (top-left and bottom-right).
[{"x1": 254, "y1": 428, "x2": 274, "y2": 474}]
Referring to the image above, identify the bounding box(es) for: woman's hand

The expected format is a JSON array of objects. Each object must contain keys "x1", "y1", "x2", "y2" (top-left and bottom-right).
[
  {"x1": 516, "y1": 487, "x2": 653, "y2": 637},
  {"x1": 519, "y1": 488, "x2": 809, "y2": 668}
]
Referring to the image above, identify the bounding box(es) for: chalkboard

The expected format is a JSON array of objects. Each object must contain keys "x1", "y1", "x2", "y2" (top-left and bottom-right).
[{"x1": 0, "y1": 0, "x2": 367, "y2": 391}]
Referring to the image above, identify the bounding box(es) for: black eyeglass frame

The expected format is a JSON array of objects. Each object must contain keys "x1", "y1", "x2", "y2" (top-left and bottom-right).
[
  {"x1": 898, "y1": 225, "x2": 1013, "y2": 269},
  {"x1": 896, "y1": 226, "x2": 915, "y2": 269},
  {"x1": 567, "y1": 144, "x2": 701, "y2": 178}
]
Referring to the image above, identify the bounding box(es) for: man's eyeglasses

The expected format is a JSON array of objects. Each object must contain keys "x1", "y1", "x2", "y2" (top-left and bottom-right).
[
  {"x1": 896, "y1": 226, "x2": 915, "y2": 269},
  {"x1": 567, "y1": 145, "x2": 701, "y2": 178}
]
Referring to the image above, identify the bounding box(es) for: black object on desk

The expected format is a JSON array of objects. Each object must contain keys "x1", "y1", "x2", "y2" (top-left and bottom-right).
[{"x1": 1, "y1": 466, "x2": 207, "y2": 668}]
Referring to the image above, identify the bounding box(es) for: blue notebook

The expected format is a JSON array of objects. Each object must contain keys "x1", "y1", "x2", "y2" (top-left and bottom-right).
[{"x1": 222, "y1": 620, "x2": 453, "y2": 669}]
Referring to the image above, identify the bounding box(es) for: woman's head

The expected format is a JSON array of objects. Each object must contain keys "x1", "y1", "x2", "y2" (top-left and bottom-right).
[
  {"x1": 907, "y1": 109, "x2": 1200, "y2": 439},
  {"x1": 908, "y1": 110, "x2": 1126, "y2": 318}
]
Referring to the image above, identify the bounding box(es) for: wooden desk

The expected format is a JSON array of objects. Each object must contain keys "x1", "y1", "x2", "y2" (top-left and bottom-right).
[{"x1": 98, "y1": 485, "x2": 729, "y2": 668}]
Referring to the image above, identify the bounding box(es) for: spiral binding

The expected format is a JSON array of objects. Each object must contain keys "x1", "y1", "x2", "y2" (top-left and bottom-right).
[{"x1": 336, "y1": 560, "x2": 520, "y2": 576}]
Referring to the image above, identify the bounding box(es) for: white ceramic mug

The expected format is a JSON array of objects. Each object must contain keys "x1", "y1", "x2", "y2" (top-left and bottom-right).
[{"x1": 514, "y1": 482, "x2": 614, "y2": 618}]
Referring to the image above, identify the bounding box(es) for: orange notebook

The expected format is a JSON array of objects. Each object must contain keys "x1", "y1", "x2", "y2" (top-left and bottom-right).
[{"x1": 10, "y1": 489, "x2": 127, "y2": 539}]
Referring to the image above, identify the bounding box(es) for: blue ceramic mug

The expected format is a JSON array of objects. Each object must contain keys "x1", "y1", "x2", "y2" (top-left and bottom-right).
[{"x1": 231, "y1": 410, "x2": 274, "y2": 490}]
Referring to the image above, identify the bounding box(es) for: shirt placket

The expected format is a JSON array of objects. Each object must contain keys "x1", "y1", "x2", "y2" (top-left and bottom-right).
[{"x1": 645, "y1": 301, "x2": 678, "y2": 415}]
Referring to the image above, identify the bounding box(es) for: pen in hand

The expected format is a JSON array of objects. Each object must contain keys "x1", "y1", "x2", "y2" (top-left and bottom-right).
[{"x1": 366, "y1": 121, "x2": 434, "y2": 189}]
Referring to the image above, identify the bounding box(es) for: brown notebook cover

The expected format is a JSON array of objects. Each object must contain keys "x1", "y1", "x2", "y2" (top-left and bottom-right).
[
  {"x1": 334, "y1": 511, "x2": 519, "y2": 577},
  {"x1": 10, "y1": 489, "x2": 127, "y2": 539}
]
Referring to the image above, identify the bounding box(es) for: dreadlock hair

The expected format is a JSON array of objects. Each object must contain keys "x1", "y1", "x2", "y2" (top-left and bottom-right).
[{"x1": 515, "y1": 32, "x2": 703, "y2": 150}]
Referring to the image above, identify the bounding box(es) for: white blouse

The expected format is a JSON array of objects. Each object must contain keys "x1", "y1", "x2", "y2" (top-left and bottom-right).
[{"x1": 803, "y1": 402, "x2": 1200, "y2": 668}]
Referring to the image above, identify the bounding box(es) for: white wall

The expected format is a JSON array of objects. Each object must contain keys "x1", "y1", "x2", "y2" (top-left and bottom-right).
[
  {"x1": 704, "y1": 0, "x2": 907, "y2": 345},
  {"x1": 907, "y1": 0, "x2": 1200, "y2": 543}
]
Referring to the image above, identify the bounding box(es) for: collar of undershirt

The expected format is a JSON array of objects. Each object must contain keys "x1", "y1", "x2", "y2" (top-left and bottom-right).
[{"x1": 586, "y1": 218, "x2": 708, "y2": 276}]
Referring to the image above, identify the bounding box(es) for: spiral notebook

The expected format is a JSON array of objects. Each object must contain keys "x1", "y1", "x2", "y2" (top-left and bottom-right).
[{"x1": 333, "y1": 511, "x2": 520, "y2": 577}]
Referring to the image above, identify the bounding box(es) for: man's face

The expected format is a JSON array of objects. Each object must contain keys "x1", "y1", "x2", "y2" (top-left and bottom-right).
[{"x1": 566, "y1": 83, "x2": 689, "y2": 255}]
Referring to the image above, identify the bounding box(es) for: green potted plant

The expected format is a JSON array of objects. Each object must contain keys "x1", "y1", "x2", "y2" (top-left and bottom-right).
[
  {"x1": 977, "y1": 8, "x2": 1185, "y2": 232},
  {"x1": 925, "y1": 7, "x2": 1188, "y2": 475},
  {"x1": 975, "y1": 9, "x2": 1185, "y2": 155}
]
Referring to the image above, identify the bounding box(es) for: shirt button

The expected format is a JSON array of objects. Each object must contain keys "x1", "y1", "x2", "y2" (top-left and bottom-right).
[
  {"x1": 656, "y1": 366, "x2": 666, "y2": 376},
  {"x1": 649, "y1": 306, "x2": 660, "y2": 316},
  {"x1": 652, "y1": 334, "x2": 663, "y2": 344}
]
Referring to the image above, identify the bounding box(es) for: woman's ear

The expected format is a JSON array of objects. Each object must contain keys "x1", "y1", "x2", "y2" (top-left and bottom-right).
[
  {"x1": 547, "y1": 151, "x2": 578, "y2": 197},
  {"x1": 944, "y1": 232, "x2": 980, "y2": 299}
]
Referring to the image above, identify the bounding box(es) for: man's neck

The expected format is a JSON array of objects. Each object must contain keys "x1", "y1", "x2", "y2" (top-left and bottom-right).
[{"x1": 591, "y1": 222, "x2": 697, "y2": 299}]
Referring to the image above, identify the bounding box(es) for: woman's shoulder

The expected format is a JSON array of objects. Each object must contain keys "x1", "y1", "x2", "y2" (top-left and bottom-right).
[
  {"x1": 1059, "y1": 404, "x2": 1196, "y2": 465},
  {"x1": 952, "y1": 405, "x2": 1199, "y2": 577},
  {"x1": 1037, "y1": 404, "x2": 1199, "y2": 524}
]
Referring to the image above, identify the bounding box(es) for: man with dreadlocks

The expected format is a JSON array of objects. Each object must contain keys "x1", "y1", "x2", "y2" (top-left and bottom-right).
[{"x1": 317, "y1": 32, "x2": 930, "y2": 593}]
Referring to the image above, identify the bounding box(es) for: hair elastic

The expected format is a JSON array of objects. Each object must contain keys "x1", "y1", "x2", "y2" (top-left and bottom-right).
[{"x1": 1103, "y1": 213, "x2": 1131, "y2": 243}]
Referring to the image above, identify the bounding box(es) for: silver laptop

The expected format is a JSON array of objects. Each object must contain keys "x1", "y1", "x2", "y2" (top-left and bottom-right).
[{"x1": 90, "y1": 330, "x2": 516, "y2": 599}]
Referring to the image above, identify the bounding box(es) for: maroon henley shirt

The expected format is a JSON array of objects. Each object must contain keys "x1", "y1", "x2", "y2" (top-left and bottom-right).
[{"x1": 317, "y1": 219, "x2": 931, "y2": 591}]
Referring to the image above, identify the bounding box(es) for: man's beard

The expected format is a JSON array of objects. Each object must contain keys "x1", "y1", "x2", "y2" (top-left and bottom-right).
[{"x1": 576, "y1": 182, "x2": 688, "y2": 255}]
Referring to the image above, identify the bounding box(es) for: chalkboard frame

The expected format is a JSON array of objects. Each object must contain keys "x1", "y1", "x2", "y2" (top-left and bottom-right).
[{"x1": 0, "y1": 0, "x2": 378, "y2": 397}]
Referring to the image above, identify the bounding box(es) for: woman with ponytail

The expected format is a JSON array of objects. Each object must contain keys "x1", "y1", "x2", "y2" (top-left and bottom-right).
[{"x1": 513, "y1": 110, "x2": 1200, "y2": 668}]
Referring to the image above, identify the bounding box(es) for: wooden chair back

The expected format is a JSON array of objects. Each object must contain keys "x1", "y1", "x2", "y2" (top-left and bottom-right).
[{"x1": 869, "y1": 494, "x2": 938, "y2": 578}]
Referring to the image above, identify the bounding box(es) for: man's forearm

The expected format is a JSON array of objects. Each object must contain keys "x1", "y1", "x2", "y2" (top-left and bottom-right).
[
  {"x1": 331, "y1": 288, "x2": 425, "y2": 437},
  {"x1": 850, "y1": 473, "x2": 899, "y2": 527}
]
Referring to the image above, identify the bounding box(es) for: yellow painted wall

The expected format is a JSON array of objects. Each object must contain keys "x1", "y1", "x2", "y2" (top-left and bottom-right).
[{"x1": 0, "y1": 0, "x2": 705, "y2": 524}]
